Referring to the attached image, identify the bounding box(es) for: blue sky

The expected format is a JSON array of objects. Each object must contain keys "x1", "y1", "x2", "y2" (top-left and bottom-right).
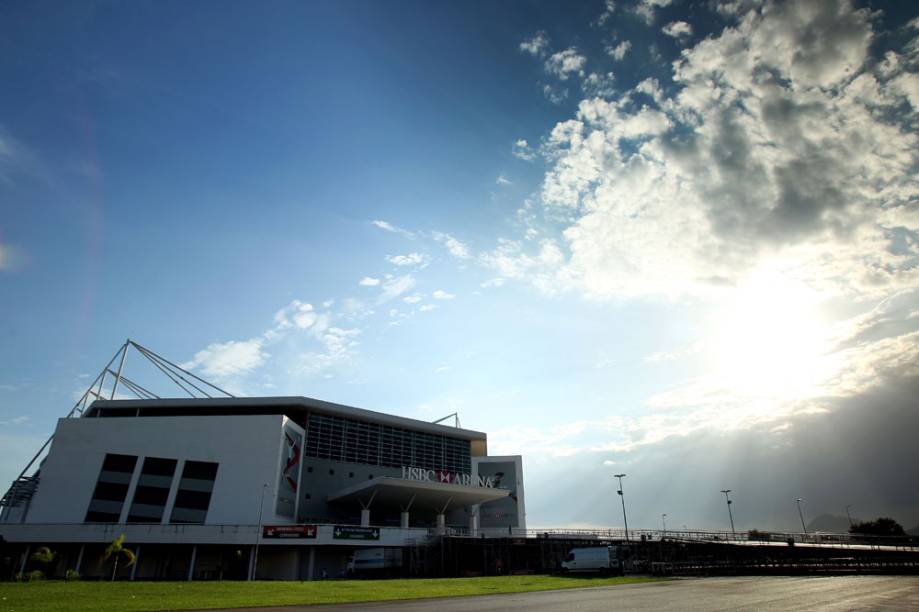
[{"x1": 3, "y1": 0, "x2": 919, "y2": 532}]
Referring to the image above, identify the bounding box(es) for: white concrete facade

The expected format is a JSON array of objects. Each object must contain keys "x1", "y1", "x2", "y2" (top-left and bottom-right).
[
  {"x1": 0, "y1": 396, "x2": 527, "y2": 580},
  {"x1": 27, "y1": 414, "x2": 295, "y2": 525}
]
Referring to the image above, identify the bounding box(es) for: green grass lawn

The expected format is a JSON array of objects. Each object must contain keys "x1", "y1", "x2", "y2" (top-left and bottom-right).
[{"x1": 0, "y1": 575, "x2": 661, "y2": 611}]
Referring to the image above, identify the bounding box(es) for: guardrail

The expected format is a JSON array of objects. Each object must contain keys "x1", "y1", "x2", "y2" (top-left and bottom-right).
[{"x1": 2, "y1": 522, "x2": 915, "y2": 551}]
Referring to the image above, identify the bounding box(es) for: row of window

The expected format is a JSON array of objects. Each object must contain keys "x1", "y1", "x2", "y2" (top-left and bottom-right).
[
  {"x1": 303, "y1": 413, "x2": 471, "y2": 473},
  {"x1": 84, "y1": 454, "x2": 218, "y2": 524}
]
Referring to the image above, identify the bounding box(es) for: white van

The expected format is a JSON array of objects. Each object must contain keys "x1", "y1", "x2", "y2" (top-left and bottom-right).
[{"x1": 561, "y1": 546, "x2": 622, "y2": 574}]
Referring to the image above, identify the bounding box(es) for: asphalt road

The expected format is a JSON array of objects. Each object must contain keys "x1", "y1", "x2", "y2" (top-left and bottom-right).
[{"x1": 220, "y1": 576, "x2": 919, "y2": 611}]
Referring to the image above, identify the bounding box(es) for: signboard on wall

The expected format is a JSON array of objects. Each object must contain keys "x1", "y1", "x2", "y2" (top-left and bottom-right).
[
  {"x1": 401, "y1": 466, "x2": 494, "y2": 488},
  {"x1": 275, "y1": 422, "x2": 304, "y2": 518},
  {"x1": 263, "y1": 524, "x2": 317, "y2": 539},
  {"x1": 333, "y1": 526, "x2": 380, "y2": 540}
]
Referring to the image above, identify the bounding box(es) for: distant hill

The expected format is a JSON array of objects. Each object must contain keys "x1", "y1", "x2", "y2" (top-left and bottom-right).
[{"x1": 807, "y1": 513, "x2": 857, "y2": 533}]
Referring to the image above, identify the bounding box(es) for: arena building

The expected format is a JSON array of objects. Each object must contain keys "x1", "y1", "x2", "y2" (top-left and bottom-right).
[{"x1": 0, "y1": 342, "x2": 525, "y2": 580}]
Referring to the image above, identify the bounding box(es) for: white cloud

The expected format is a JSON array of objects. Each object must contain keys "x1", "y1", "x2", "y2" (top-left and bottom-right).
[
  {"x1": 386, "y1": 252, "x2": 426, "y2": 267},
  {"x1": 545, "y1": 48, "x2": 587, "y2": 81},
  {"x1": 512, "y1": 0, "x2": 914, "y2": 300},
  {"x1": 520, "y1": 31, "x2": 549, "y2": 57},
  {"x1": 273, "y1": 300, "x2": 318, "y2": 330},
  {"x1": 432, "y1": 290, "x2": 455, "y2": 300},
  {"x1": 378, "y1": 275, "x2": 416, "y2": 303},
  {"x1": 182, "y1": 338, "x2": 268, "y2": 379},
  {"x1": 512, "y1": 139, "x2": 537, "y2": 161},
  {"x1": 482, "y1": 0, "x2": 919, "y2": 449},
  {"x1": 496, "y1": 174, "x2": 512, "y2": 186},
  {"x1": 419, "y1": 304, "x2": 437, "y2": 312},
  {"x1": 662, "y1": 21, "x2": 693, "y2": 39},
  {"x1": 371, "y1": 219, "x2": 415, "y2": 238},
  {"x1": 596, "y1": 0, "x2": 616, "y2": 26},
  {"x1": 606, "y1": 40, "x2": 632, "y2": 61},
  {"x1": 481, "y1": 277, "x2": 505, "y2": 288},
  {"x1": 582, "y1": 72, "x2": 616, "y2": 98},
  {"x1": 0, "y1": 416, "x2": 29, "y2": 426},
  {"x1": 542, "y1": 84, "x2": 569, "y2": 104},
  {"x1": 633, "y1": 0, "x2": 672, "y2": 25},
  {"x1": 359, "y1": 276, "x2": 381, "y2": 286},
  {"x1": 403, "y1": 293, "x2": 423, "y2": 304},
  {"x1": 432, "y1": 231, "x2": 472, "y2": 260}
]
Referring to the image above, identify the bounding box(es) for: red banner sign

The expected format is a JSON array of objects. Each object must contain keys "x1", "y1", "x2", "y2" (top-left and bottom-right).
[{"x1": 262, "y1": 524, "x2": 317, "y2": 539}]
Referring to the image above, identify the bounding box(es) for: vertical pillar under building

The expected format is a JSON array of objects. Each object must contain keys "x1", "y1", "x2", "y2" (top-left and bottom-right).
[
  {"x1": 130, "y1": 546, "x2": 141, "y2": 581},
  {"x1": 400, "y1": 511, "x2": 410, "y2": 529},
  {"x1": 247, "y1": 546, "x2": 256, "y2": 581},
  {"x1": 468, "y1": 504, "x2": 479, "y2": 536},
  {"x1": 19, "y1": 545, "x2": 30, "y2": 576},
  {"x1": 307, "y1": 546, "x2": 316, "y2": 581},
  {"x1": 436, "y1": 513, "x2": 446, "y2": 535},
  {"x1": 361, "y1": 508, "x2": 370, "y2": 527},
  {"x1": 187, "y1": 545, "x2": 197, "y2": 581},
  {"x1": 74, "y1": 544, "x2": 85, "y2": 576}
]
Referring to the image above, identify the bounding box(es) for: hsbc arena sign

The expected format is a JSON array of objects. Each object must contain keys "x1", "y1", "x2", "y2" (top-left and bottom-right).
[{"x1": 401, "y1": 466, "x2": 495, "y2": 488}]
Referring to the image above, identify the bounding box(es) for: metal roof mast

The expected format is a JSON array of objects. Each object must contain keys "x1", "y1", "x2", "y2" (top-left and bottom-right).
[{"x1": 0, "y1": 339, "x2": 234, "y2": 508}]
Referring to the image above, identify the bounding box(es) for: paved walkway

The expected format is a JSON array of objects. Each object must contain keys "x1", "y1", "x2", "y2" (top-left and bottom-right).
[{"x1": 204, "y1": 575, "x2": 919, "y2": 611}]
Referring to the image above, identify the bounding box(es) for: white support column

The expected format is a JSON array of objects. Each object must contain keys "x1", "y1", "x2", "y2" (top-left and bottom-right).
[
  {"x1": 400, "y1": 494, "x2": 415, "y2": 530},
  {"x1": 307, "y1": 547, "x2": 316, "y2": 581},
  {"x1": 74, "y1": 544, "x2": 85, "y2": 575},
  {"x1": 118, "y1": 457, "x2": 145, "y2": 524},
  {"x1": 187, "y1": 545, "x2": 197, "y2": 581},
  {"x1": 162, "y1": 459, "x2": 185, "y2": 525},
  {"x1": 360, "y1": 508, "x2": 370, "y2": 527},
  {"x1": 247, "y1": 546, "x2": 256, "y2": 581},
  {"x1": 130, "y1": 546, "x2": 141, "y2": 581},
  {"x1": 437, "y1": 497, "x2": 452, "y2": 535},
  {"x1": 468, "y1": 504, "x2": 480, "y2": 536},
  {"x1": 19, "y1": 545, "x2": 30, "y2": 576}
]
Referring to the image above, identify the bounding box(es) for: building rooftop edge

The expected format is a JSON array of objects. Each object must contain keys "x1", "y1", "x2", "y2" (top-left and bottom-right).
[{"x1": 85, "y1": 396, "x2": 488, "y2": 440}]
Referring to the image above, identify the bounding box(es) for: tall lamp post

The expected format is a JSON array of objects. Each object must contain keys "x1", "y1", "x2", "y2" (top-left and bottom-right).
[
  {"x1": 661, "y1": 513, "x2": 667, "y2": 537},
  {"x1": 845, "y1": 505, "x2": 853, "y2": 529},
  {"x1": 796, "y1": 498, "x2": 808, "y2": 538},
  {"x1": 252, "y1": 483, "x2": 269, "y2": 581},
  {"x1": 721, "y1": 489, "x2": 736, "y2": 538},
  {"x1": 614, "y1": 473, "x2": 629, "y2": 542}
]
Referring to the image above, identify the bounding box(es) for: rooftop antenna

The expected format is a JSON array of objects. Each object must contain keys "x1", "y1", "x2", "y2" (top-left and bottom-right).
[
  {"x1": 432, "y1": 412, "x2": 461, "y2": 428},
  {"x1": 1, "y1": 339, "x2": 233, "y2": 510}
]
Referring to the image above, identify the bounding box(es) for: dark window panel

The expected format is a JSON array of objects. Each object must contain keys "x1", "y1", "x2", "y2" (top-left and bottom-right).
[
  {"x1": 170, "y1": 506, "x2": 208, "y2": 524},
  {"x1": 102, "y1": 454, "x2": 138, "y2": 473},
  {"x1": 141, "y1": 457, "x2": 177, "y2": 477},
  {"x1": 182, "y1": 461, "x2": 218, "y2": 481},
  {"x1": 85, "y1": 511, "x2": 121, "y2": 522},
  {"x1": 131, "y1": 485, "x2": 170, "y2": 506},
  {"x1": 90, "y1": 481, "x2": 129, "y2": 502},
  {"x1": 173, "y1": 489, "x2": 213, "y2": 511}
]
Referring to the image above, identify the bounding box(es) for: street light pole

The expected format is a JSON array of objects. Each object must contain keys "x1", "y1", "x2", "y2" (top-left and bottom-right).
[
  {"x1": 614, "y1": 474, "x2": 629, "y2": 542},
  {"x1": 845, "y1": 505, "x2": 853, "y2": 528},
  {"x1": 661, "y1": 513, "x2": 667, "y2": 537},
  {"x1": 796, "y1": 498, "x2": 808, "y2": 538},
  {"x1": 721, "y1": 489, "x2": 736, "y2": 538},
  {"x1": 252, "y1": 483, "x2": 269, "y2": 580}
]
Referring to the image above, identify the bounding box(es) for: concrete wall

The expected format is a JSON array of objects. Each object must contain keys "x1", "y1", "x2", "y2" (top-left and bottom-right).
[
  {"x1": 26, "y1": 414, "x2": 290, "y2": 525},
  {"x1": 474, "y1": 455, "x2": 526, "y2": 530}
]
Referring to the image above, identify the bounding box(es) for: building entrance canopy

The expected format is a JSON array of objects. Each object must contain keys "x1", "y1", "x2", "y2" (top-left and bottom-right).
[{"x1": 328, "y1": 477, "x2": 509, "y2": 512}]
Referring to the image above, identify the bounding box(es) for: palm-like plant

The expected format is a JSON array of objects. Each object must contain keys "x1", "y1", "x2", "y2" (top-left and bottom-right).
[
  {"x1": 28, "y1": 546, "x2": 56, "y2": 578},
  {"x1": 104, "y1": 534, "x2": 136, "y2": 581}
]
